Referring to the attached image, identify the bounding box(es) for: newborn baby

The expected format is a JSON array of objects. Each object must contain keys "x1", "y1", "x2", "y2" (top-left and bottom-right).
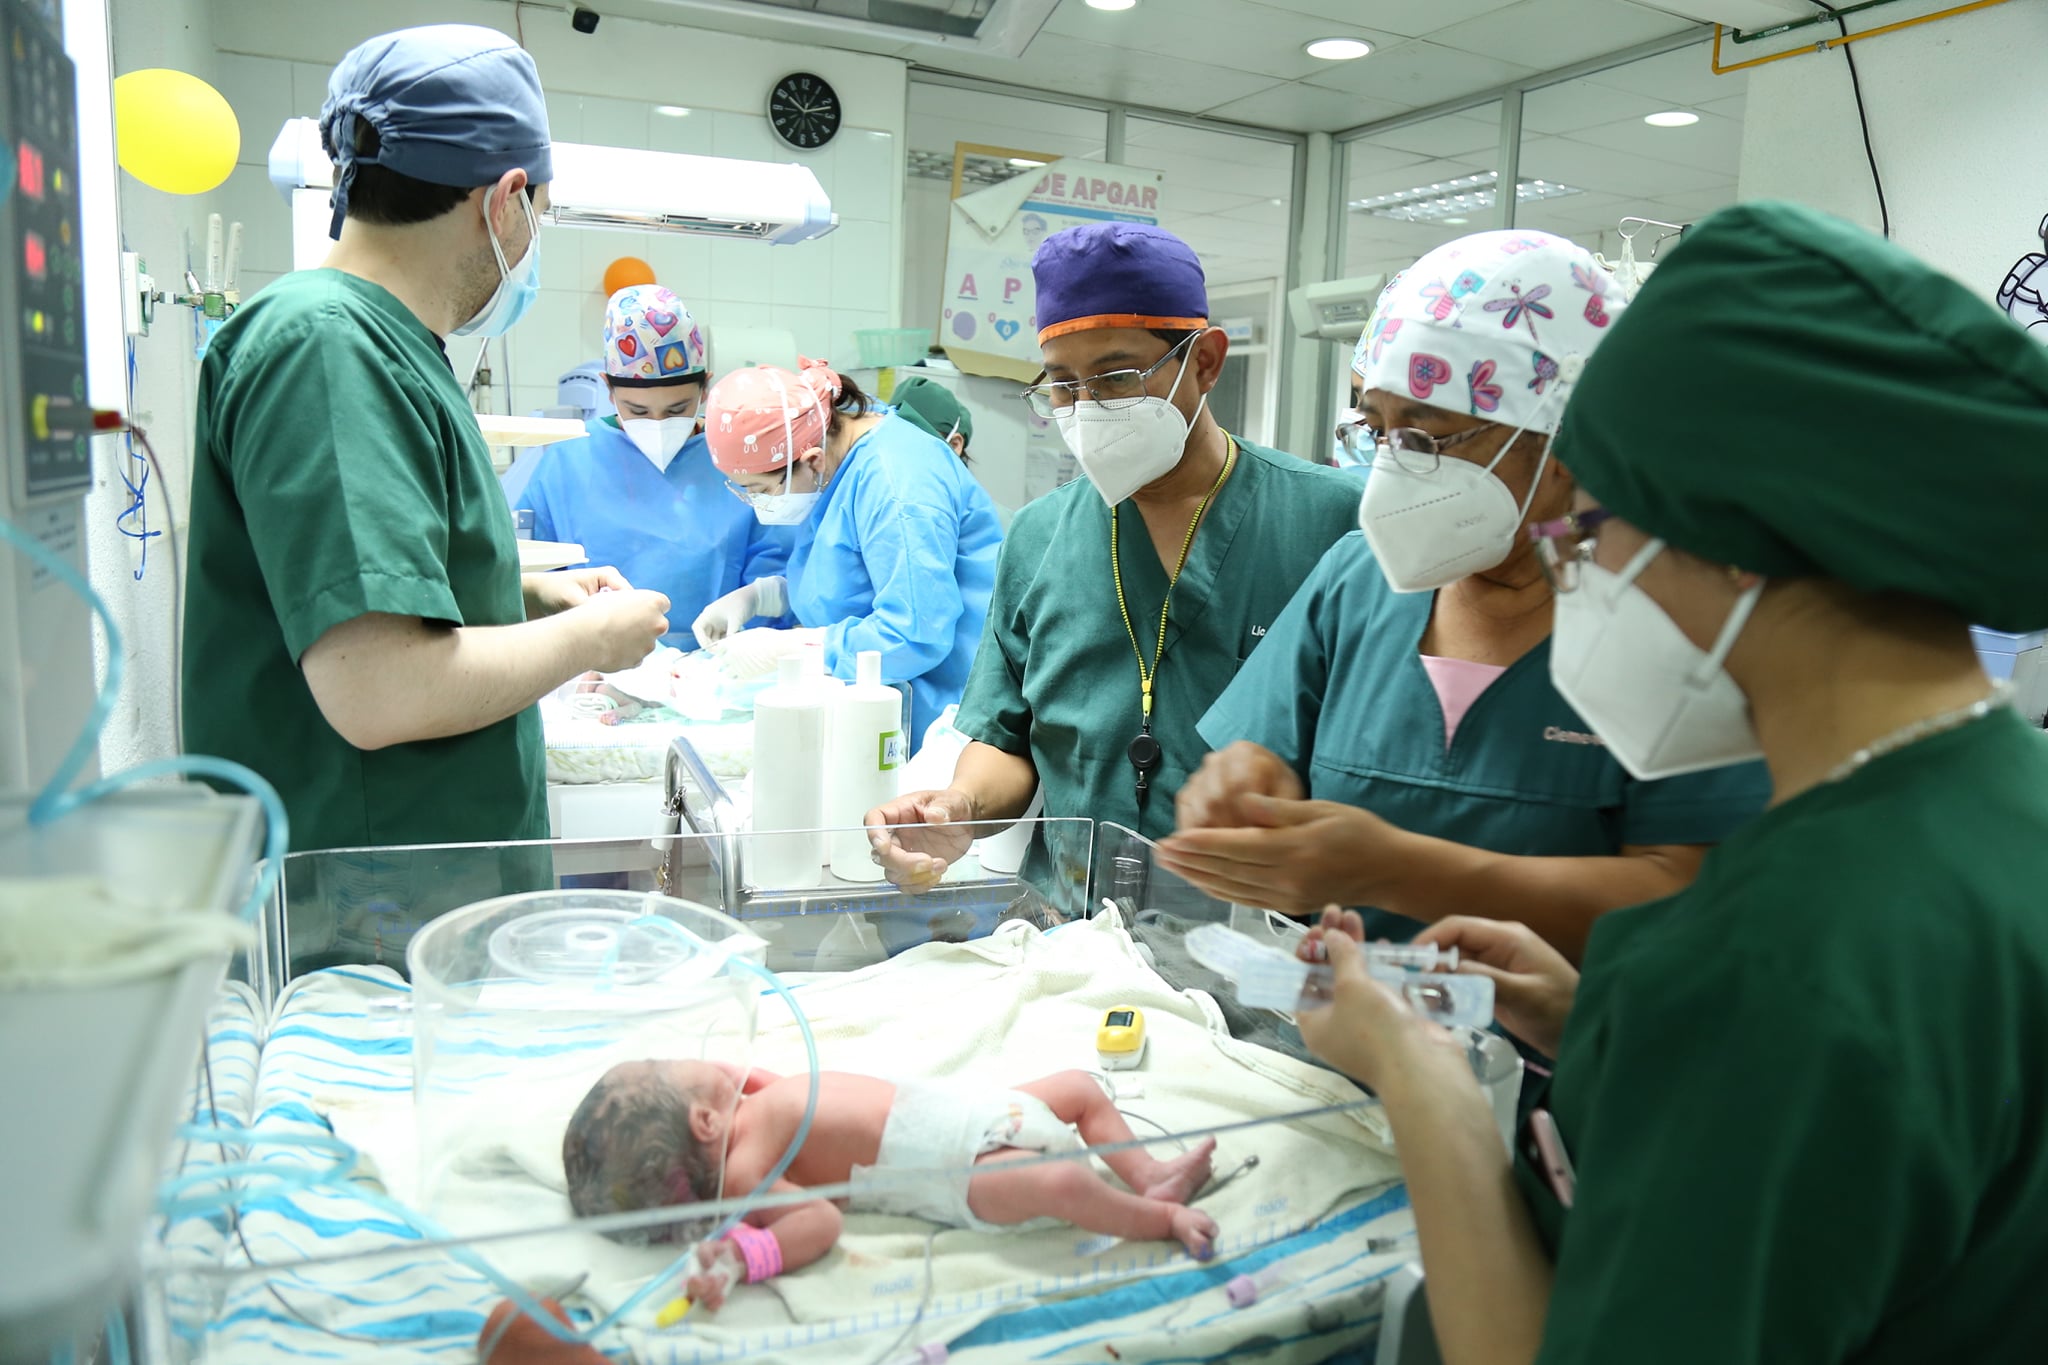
[{"x1": 562, "y1": 1062, "x2": 1218, "y2": 1310}]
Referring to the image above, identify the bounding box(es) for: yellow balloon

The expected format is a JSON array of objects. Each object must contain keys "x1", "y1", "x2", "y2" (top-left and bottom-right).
[{"x1": 113, "y1": 69, "x2": 240, "y2": 196}]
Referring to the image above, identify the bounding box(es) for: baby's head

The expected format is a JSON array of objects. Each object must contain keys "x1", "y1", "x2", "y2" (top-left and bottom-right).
[{"x1": 561, "y1": 1060, "x2": 736, "y2": 1245}]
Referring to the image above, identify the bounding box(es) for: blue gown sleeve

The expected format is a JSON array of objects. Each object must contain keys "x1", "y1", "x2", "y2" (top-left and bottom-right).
[
  {"x1": 741, "y1": 521, "x2": 794, "y2": 587},
  {"x1": 819, "y1": 500, "x2": 963, "y2": 684},
  {"x1": 514, "y1": 456, "x2": 558, "y2": 544}
]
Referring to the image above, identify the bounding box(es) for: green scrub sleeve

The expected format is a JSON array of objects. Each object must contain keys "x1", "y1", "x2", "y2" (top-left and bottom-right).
[
  {"x1": 1194, "y1": 550, "x2": 1332, "y2": 773},
  {"x1": 1618, "y1": 760, "x2": 1773, "y2": 847},
  {"x1": 1534, "y1": 965, "x2": 1920, "y2": 1364},
  {"x1": 221, "y1": 320, "x2": 466, "y2": 661},
  {"x1": 953, "y1": 571, "x2": 1030, "y2": 757}
]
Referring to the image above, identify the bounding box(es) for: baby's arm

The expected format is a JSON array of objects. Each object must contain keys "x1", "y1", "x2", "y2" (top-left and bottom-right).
[
  {"x1": 748, "y1": 1183, "x2": 844, "y2": 1273},
  {"x1": 685, "y1": 1182, "x2": 844, "y2": 1311}
]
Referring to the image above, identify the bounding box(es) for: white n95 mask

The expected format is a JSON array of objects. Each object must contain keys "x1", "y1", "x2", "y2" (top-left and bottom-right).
[
  {"x1": 621, "y1": 416, "x2": 696, "y2": 472},
  {"x1": 751, "y1": 460, "x2": 822, "y2": 526},
  {"x1": 1359, "y1": 429, "x2": 1547, "y2": 593},
  {"x1": 1549, "y1": 538, "x2": 1766, "y2": 781},
  {"x1": 1053, "y1": 350, "x2": 1207, "y2": 508}
]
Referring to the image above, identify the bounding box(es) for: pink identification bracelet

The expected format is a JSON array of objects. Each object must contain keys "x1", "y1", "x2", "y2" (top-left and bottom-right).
[{"x1": 723, "y1": 1222, "x2": 782, "y2": 1283}]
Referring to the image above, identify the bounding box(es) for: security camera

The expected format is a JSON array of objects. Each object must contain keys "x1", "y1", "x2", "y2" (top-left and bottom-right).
[{"x1": 571, "y1": 7, "x2": 600, "y2": 33}]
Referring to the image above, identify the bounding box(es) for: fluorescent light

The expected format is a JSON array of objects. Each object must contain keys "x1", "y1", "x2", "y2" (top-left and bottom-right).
[
  {"x1": 1442, "y1": 217, "x2": 1470, "y2": 225},
  {"x1": 1348, "y1": 170, "x2": 1584, "y2": 223},
  {"x1": 1305, "y1": 37, "x2": 1373, "y2": 60},
  {"x1": 655, "y1": 105, "x2": 692, "y2": 118},
  {"x1": 1644, "y1": 111, "x2": 1699, "y2": 128},
  {"x1": 1085, "y1": 0, "x2": 1136, "y2": 10},
  {"x1": 1008, "y1": 156, "x2": 1046, "y2": 168}
]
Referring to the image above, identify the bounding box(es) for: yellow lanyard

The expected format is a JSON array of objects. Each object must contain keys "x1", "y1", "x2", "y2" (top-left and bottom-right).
[{"x1": 1111, "y1": 436, "x2": 1238, "y2": 729}]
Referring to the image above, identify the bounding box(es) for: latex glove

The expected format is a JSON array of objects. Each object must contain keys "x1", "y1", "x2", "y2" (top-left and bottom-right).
[
  {"x1": 718, "y1": 626, "x2": 824, "y2": 680},
  {"x1": 1413, "y1": 915, "x2": 1579, "y2": 1058},
  {"x1": 692, "y1": 576, "x2": 788, "y2": 650},
  {"x1": 1294, "y1": 915, "x2": 1478, "y2": 1099},
  {"x1": 523, "y1": 565, "x2": 632, "y2": 619}
]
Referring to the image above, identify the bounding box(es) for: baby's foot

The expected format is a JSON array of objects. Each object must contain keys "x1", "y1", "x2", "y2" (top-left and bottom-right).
[
  {"x1": 1143, "y1": 1137, "x2": 1216, "y2": 1205},
  {"x1": 1171, "y1": 1205, "x2": 1218, "y2": 1261}
]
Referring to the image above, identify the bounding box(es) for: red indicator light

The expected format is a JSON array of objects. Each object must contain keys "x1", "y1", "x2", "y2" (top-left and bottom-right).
[
  {"x1": 16, "y1": 140, "x2": 44, "y2": 201},
  {"x1": 24, "y1": 232, "x2": 46, "y2": 281}
]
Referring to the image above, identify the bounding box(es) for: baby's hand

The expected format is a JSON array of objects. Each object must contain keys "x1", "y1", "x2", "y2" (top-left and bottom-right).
[{"x1": 685, "y1": 1242, "x2": 741, "y2": 1312}]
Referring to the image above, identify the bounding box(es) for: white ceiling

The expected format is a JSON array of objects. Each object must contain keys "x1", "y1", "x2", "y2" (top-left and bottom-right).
[
  {"x1": 1343, "y1": 44, "x2": 1749, "y2": 280},
  {"x1": 620, "y1": 0, "x2": 1716, "y2": 134},
  {"x1": 642, "y1": 0, "x2": 1752, "y2": 304}
]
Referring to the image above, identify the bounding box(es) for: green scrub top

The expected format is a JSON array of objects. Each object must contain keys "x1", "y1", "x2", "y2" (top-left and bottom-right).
[
  {"x1": 183, "y1": 270, "x2": 548, "y2": 854},
  {"x1": 1520, "y1": 706, "x2": 2048, "y2": 1363},
  {"x1": 1199, "y1": 533, "x2": 1769, "y2": 941},
  {"x1": 954, "y1": 438, "x2": 1362, "y2": 894}
]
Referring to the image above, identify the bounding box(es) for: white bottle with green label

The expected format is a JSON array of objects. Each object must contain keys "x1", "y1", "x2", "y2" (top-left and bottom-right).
[{"x1": 827, "y1": 650, "x2": 905, "y2": 883}]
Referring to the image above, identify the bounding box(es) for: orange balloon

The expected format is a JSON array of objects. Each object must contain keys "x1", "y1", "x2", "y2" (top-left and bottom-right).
[{"x1": 603, "y1": 256, "x2": 657, "y2": 296}]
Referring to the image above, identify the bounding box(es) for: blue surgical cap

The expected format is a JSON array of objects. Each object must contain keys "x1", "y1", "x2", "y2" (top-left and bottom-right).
[{"x1": 319, "y1": 25, "x2": 553, "y2": 239}]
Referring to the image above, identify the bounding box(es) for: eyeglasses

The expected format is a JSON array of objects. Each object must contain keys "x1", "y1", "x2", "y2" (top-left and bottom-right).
[
  {"x1": 725, "y1": 461, "x2": 821, "y2": 507},
  {"x1": 1527, "y1": 508, "x2": 1615, "y2": 593},
  {"x1": 1022, "y1": 333, "x2": 1198, "y2": 419},
  {"x1": 1369, "y1": 421, "x2": 1502, "y2": 473}
]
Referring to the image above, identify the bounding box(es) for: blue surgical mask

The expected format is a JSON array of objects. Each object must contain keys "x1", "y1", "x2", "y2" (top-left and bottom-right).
[{"x1": 454, "y1": 192, "x2": 541, "y2": 338}]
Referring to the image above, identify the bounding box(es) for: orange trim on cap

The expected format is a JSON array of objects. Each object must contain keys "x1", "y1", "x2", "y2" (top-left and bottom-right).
[{"x1": 1036, "y1": 313, "x2": 1209, "y2": 343}]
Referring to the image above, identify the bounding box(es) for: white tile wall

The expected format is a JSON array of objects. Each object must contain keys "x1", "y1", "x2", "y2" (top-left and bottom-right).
[
  {"x1": 191, "y1": 7, "x2": 907, "y2": 413},
  {"x1": 493, "y1": 94, "x2": 898, "y2": 409}
]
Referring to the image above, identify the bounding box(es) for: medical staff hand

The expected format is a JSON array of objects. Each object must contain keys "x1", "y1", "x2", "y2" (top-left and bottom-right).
[
  {"x1": 1157, "y1": 796, "x2": 1418, "y2": 916},
  {"x1": 1175, "y1": 742, "x2": 1305, "y2": 830},
  {"x1": 1414, "y1": 917, "x2": 1579, "y2": 1059},
  {"x1": 865, "y1": 788, "x2": 978, "y2": 893},
  {"x1": 523, "y1": 566, "x2": 632, "y2": 618},
  {"x1": 1295, "y1": 923, "x2": 1474, "y2": 1099},
  {"x1": 692, "y1": 576, "x2": 789, "y2": 650},
  {"x1": 717, "y1": 626, "x2": 825, "y2": 679},
  {"x1": 572, "y1": 588, "x2": 671, "y2": 673}
]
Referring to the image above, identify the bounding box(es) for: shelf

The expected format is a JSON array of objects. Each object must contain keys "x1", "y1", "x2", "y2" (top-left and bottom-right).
[{"x1": 476, "y1": 414, "x2": 587, "y2": 447}]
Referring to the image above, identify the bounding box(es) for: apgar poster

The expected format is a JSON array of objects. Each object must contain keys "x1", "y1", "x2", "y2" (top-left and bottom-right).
[{"x1": 940, "y1": 157, "x2": 1167, "y2": 384}]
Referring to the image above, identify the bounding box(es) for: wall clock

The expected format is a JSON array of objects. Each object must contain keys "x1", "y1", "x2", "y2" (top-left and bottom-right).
[{"x1": 768, "y1": 72, "x2": 841, "y2": 151}]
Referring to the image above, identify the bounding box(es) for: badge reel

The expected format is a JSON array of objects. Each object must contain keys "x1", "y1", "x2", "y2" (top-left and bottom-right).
[{"x1": 1128, "y1": 728, "x2": 1163, "y2": 801}]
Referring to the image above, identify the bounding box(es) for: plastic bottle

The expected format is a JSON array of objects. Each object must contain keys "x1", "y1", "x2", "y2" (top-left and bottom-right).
[
  {"x1": 826, "y1": 651, "x2": 905, "y2": 883},
  {"x1": 748, "y1": 655, "x2": 829, "y2": 890}
]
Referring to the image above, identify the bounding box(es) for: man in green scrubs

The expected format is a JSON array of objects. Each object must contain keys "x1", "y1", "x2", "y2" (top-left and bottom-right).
[
  {"x1": 183, "y1": 25, "x2": 670, "y2": 859},
  {"x1": 866, "y1": 224, "x2": 1361, "y2": 900},
  {"x1": 1294, "y1": 202, "x2": 2048, "y2": 1364}
]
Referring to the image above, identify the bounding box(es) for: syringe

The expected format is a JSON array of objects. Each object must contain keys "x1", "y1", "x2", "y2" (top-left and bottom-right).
[
  {"x1": 1184, "y1": 923, "x2": 1493, "y2": 1029},
  {"x1": 1301, "y1": 937, "x2": 1457, "y2": 973}
]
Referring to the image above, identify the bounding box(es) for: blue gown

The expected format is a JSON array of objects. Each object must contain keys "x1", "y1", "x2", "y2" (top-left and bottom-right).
[
  {"x1": 784, "y1": 412, "x2": 1004, "y2": 750},
  {"x1": 1199, "y1": 532, "x2": 1772, "y2": 941},
  {"x1": 512, "y1": 420, "x2": 794, "y2": 647}
]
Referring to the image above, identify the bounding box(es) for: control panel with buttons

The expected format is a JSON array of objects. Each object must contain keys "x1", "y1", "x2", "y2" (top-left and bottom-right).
[{"x1": 2, "y1": 0, "x2": 90, "y2": 506}]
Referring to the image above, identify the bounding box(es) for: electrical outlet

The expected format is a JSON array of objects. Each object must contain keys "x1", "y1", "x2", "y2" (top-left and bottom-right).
[{"x1": 120, "y1": 251, "x2": 160, "y2": 337}]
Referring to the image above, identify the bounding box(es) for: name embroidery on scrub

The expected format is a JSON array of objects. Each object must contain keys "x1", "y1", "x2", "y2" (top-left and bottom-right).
[
  {"x1": 1543, "y1": 725, "x2": 1606, "y2": 747},
  {"x1": 1250, "y1": 624, "x2": 1267, "y2": 638}
]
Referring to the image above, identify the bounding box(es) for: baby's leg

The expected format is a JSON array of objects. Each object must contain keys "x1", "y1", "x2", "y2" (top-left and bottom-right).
[
  {"x1": 965, "y1": 1150, "x2": 1216, "y2": 1259},
  {"x1": 1013, "y1": 1071, "x2": 1214, "y2": 1204}
]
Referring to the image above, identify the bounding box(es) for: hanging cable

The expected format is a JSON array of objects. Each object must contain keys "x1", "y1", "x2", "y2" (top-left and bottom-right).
[
  {"x1": 1809, "y1": 0, "x2": 1891, "y2": 238},
  {"x1": 113, "y1": 340, "x2": 159, "y2": 579}
]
